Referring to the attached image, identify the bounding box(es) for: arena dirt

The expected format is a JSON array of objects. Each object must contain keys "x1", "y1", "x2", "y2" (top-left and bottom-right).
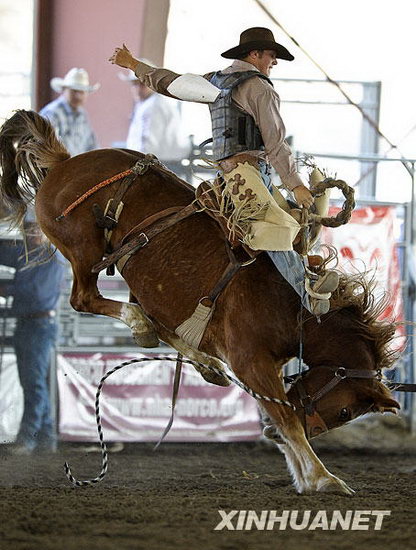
[{"x1": 1, "y1": 416, "x2": 415, "y2": 550}]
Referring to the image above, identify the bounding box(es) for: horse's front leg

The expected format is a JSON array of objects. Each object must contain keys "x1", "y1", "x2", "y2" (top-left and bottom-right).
[
  {"x1": 259, "y1": 404, "x2": 309, "y2": 493},
  {"x1": 232, "y1": 357, "x2": 354, "y2": 495},
  {"x1": 275, "y1": 423, "x2": 355, "y2": 495}
]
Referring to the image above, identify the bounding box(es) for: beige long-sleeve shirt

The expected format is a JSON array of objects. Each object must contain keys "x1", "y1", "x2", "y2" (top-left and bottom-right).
[{"x1": 134, "y1": 59, "x2": 303, "y2": 191}]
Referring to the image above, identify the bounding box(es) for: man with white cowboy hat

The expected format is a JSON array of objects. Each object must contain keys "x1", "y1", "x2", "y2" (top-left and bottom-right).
[
  {"x1": 119, "y1": 63, "x2": 190, "y2": 169},
  {"x1": 39, "y1": 67, "x2": 100, "y2": 157},
  {"x1": 109, "y1": 28, "x2": 339, "y2": 316}
]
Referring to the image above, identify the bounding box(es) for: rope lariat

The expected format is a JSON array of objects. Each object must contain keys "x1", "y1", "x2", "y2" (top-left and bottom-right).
[{"x1": 64, "y1": 355, "x2": 295, "y2": 487}]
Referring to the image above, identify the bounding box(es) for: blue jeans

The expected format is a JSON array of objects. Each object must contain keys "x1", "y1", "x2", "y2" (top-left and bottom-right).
[
  {"x1": 258, "y1": 161, "x2": 311, "y2": 312},
  {"x1": 14, "y1": 317, "x2": 58, "y2": 449}
]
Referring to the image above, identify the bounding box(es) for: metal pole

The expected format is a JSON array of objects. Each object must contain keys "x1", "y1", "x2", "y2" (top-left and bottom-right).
[
  {"x1": 410, "y1": 162, "x2": 416, "y2": 432},
  {"x1": 49, "y1": 345, "x2": 58, "y2": 444},
  {"x1": 411, "y1": 162, "x2": 415, "y2": 246}
]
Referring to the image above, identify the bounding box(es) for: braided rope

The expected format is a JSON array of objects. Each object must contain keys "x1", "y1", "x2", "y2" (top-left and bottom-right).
[
  {"x1": 310, "y1": 178, "x2": 356, "y2": 228},
  {"x1": 56, "y1": 155, "x2": 161, "y2": 221},
  {"x1": 56, "y1": 169, "x2": 133, "y2": 220},
  {"x1": 64, "y1": 355, "x2": 295, "y2": 487}
]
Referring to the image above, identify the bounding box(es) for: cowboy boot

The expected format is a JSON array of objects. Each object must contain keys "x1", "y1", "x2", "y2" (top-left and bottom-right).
[
  {"x1": 307, "y1": 271, "x2": 340, "y2": 316},
  {"x1": 313, "y1": 270, "x2": 339, "y2": 294},
  {"x1": 309, "y1": 297, "x2": 330, "y2": 316}
]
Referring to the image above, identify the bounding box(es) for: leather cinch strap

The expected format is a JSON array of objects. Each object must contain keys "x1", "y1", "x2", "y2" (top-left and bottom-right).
[
  {"x1": 92, "y1": 202, "x2": 199, "y2": 274},
  {"x1": 153, "y1": 353, "x2": 183, "y2": 450}
]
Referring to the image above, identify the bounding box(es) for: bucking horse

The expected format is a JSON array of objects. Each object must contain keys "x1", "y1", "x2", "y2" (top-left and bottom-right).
[{"x1": 0, "y1": 110, "x2": 400, "y2": 495}]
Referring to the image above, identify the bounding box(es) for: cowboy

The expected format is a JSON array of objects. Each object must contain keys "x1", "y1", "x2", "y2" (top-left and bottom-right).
[
  {"x1": 109, "y1": 28, "x2": 338, "y2": 315},
  {"x1": 39, "y1": 68, "x2": 99, "y2": 157}
]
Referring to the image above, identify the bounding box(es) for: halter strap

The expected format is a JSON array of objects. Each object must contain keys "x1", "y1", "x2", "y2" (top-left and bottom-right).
[
  {"x1": 293, "y1": 365, "x2": 382, "y2": 440},
  {"x1": 309, "y1": 366, "x2": 381, "y2": 404}
]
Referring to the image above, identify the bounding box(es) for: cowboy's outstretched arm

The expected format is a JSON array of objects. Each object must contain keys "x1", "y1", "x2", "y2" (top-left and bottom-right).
[{"x1": 109, "y1": 44, "x2": 220, "y2": 103}]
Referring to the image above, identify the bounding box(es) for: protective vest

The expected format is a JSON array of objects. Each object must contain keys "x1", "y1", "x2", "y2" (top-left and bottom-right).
[{"x1": 208, "y1": 70, "x2": 273, "y2": 161}]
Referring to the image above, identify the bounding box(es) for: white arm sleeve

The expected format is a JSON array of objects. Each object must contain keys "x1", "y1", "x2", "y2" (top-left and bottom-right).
[{"x1": 167, "y1": 73, "x2": 220, "y2": 103}]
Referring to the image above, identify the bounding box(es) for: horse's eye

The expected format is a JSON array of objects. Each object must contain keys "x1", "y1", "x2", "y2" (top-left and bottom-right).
[{"x1": 339, "y1": 408, "x2": 351, "y2": 421}]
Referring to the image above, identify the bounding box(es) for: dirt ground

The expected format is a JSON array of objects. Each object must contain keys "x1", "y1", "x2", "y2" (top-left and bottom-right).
[{"x1": 1, "y1": 417, "x2": 416, "y2": 550}]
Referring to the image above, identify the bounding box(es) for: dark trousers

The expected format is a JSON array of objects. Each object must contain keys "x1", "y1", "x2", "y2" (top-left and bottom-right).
[{"x1": 14, "y1": 317, "x2": 58, "y2": 449}]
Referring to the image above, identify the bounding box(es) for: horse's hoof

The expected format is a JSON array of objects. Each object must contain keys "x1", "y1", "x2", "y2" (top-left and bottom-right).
[
  {"x1": 263, "y1": 425, "x2": 278, "y2": 440},
  {"x1": 262, "y1": 425, "x2": 284, "y2": 443},
  {"x1": 317, "y1": 475, "x2": 355, "y2": 496},
  {"x1": 196, "y1": 368, "x2": 230, "y2": 387},
  {"x1": 133, "y1": 330, "x2": 160, "y2": 348}
]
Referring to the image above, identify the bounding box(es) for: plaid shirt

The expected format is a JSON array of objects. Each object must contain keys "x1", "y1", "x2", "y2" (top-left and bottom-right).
[{"x1": 39, "y1": 96, "x2": 98, "y2": 156}]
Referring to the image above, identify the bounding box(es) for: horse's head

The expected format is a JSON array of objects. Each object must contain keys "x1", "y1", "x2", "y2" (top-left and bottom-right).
[
  {"x1": 286, "y1": 366, "x2": 400, "y2": 439},
  {"x1": 284, "y1": 272, "x2": 402, "y2": 439}
]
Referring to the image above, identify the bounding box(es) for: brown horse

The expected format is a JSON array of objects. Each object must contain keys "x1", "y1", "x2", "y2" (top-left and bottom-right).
[{"x1": 0, "y1": 110, "x2": 400, "y2": 495}]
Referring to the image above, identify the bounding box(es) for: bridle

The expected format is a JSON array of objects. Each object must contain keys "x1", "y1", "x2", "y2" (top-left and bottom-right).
[{"x1": 287, "y1": 365, "x2": 383, "y2": 439}]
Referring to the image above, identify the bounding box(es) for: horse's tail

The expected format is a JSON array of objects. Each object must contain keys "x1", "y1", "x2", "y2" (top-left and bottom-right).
[{"x1": 0, "y1": 109, "x2": 70, "y2": 226}]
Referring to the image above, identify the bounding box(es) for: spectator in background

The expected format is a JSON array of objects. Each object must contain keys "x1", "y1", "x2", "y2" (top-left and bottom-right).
[
  {"x1": 120, "y1": 68, "x2": 191, "y2": 171},
  {"x1": 0, "y1": 220, "x2": 65, "y2": 455},
  {"x1": 40, "y1": 67, "x2": 99, "y2": 156}
]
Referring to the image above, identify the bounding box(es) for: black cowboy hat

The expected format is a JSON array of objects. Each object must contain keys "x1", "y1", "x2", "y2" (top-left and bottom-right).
[{"x1": 221, "y1": 27, "x2": 294, "y2": 61}]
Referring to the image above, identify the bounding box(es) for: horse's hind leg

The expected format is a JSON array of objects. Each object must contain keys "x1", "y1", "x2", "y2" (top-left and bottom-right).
[{"x1": 69, "y1": 263, "x2": 159, "y2": 348}]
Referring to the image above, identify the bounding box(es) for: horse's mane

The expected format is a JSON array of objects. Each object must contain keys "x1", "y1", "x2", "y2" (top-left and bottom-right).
[{"x1": 330, "y1": 271, "x2": 400, "y2": 370}]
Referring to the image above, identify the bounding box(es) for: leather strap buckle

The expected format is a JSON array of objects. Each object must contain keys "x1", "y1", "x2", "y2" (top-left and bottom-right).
[
  {"x1": 335, "y1": 367, "x2": 347, "y2": 379},
  {"x1": 139, "y1": 232, "x2": 149, "y2": 247}
]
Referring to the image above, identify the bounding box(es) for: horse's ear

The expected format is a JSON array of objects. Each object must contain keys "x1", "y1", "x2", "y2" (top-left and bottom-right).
[
  {"x1": 371, "y1": 394, "x2": 400, "y2": 414},
  {"x1": 359, "y1": 383, "x2": 401, "y2": 414}
]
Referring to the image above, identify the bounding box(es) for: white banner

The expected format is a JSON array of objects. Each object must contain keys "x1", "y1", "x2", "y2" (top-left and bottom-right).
[
  {"x1": 0, "y1": 352, "x2": 23, "y2": 443},
  {"x1": 321, "y1": 205, "x2": 405, "y2": 347},
  {"x1": 57, "y1": 352, "x2": 262, "y2": 442}
]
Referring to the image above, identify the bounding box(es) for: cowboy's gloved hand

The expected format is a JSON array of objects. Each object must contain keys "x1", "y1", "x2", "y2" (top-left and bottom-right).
[
  {"x1": 293, "y1": 184, "x2": 314, "y2": 209},
  {"x1": 109, "y1": 44, "x2": 137, "y2": 71}
]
